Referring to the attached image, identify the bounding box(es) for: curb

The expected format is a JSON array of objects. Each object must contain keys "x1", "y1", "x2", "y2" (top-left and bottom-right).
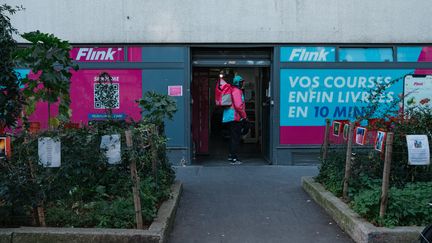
[
  {"x1": 301, "y1": 176, "x2": 423, "y2": 243},
  {"x1": 0, "y1": 181, "x2": 183, "y2": 243}
]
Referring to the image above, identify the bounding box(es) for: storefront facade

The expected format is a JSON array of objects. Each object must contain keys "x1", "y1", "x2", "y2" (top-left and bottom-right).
[
  {"x1": 9, "y1": 0, "x2": 432, "y2": 165},
  {"x1": 20, "y1": 45, "x2": 432, "y2": 165}
]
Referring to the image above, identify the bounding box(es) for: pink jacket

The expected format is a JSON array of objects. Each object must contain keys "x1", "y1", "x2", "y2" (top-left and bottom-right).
[{"x1": 222, "y1": 85, "x2": 247, "y2": 123}]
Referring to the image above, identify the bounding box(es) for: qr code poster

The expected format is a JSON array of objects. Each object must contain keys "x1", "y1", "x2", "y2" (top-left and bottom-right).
[{"x1": 94, "y1": 83, "x2": 120, "y2": 109}]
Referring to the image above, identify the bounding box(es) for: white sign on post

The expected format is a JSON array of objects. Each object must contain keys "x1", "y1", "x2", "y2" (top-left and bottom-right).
[
  {"x1": 406, "y1": 135, "x2": 430, "y2": 165},
  {"x1": 38, "y1": 137, "x2": 61, "y2": 167},
  {"x1": 100, "y1": 134, "x2": 121, "y2": 164}
]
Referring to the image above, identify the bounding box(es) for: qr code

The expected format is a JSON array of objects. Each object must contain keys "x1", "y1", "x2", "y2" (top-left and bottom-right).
[{"x1": 94, "y1": 83, "x2": 120, "y2": 109}]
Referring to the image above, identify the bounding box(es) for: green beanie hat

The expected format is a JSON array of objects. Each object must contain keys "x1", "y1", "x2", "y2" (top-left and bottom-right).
[{"x1": 233, "y1": 75, "x2": 244, "y2": 86}]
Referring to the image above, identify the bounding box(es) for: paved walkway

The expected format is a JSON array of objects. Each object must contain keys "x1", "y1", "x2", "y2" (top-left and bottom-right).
[{"x1": 168, "y1": 164, "x2": 353, "y2": 243}]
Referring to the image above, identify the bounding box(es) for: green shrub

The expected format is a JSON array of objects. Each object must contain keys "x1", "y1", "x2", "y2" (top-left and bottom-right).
[
  {"x1": 316, "y1": 149, "x2": 346, "y2": 196},
  {"x1": 0, "y1": 121, "x2": 175, "y2": 228},
  {"x1": 352, "y1": 182, "x2": 432, "y2": 227},
  {"x1": 318, "y1": 80, "x2": 432, "y2": 227}
]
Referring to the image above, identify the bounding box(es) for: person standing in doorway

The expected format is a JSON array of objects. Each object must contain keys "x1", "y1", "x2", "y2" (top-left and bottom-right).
[{"x1": 222, "y1": 71, "x2": 247, "y2": 165}]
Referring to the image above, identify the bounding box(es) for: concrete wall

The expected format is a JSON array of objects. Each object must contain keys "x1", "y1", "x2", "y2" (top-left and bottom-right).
[{"x1": 6, "y1": 0, "x2": 432, "y2": 44}]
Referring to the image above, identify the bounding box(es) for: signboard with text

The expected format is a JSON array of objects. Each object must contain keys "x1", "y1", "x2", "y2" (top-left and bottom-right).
[
  {"x1": 280, "y1": 69, "x2": 412, "y2": 144},
  {"x1": 403, "y1": 75, "x2": 432, "y2": 110},
  {"x1": 280, "y1": 47, "x2": 336, "y2": 62},
  {"x1": 70, "y1": 47, "x2": 125, "y2": 62},
  {"x1": 28, "y1": 69, "x2": 142, "y2": 128}
]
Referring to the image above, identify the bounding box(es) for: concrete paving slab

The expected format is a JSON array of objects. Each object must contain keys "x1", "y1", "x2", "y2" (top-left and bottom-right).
[{"x1": 168, "y1": 165, "x2": 353, "y2": 243}]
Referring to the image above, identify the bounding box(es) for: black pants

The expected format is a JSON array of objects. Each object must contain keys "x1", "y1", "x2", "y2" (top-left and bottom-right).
[{"x1": 228, "y1": 121, "x2": 242, "y2": 159}]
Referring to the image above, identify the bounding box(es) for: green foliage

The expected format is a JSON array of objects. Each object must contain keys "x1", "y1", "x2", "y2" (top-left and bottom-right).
[
  {"x1": 0, "y1": 120, "x2": 175, "y2": 228},
  {"x1": 350, "y1": 186, "x2": 381, "y2": 223},
  {"x1": 389, "y1": 106, "x2": 432, "y2": 186},
  {"x1": 0, "y1": 4, "x2": 25, "y2": 129},
  {"x1": 319, "y1": 88, "x2": 432, "y2": 227},
  {"x1": 137, "y1": 91, "x2": 177, "y2": 127},
  {"x1": 15, "y1": 31, "x2": 79, "y2": 125},
  {"x1": 352, "y1": 182, "x2": 432, "y2": 227},
  {"x1": 316, "y1": 150, "x2": 345, "y2": 197}
]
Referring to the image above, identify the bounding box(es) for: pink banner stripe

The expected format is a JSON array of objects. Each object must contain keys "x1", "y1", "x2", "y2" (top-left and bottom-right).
[
  {"x1": 280, "y1": 126, "x2": 325, "y2": 145},
  {"x1": 127, "y1": 47, "x2": 142, "y2": 62}
]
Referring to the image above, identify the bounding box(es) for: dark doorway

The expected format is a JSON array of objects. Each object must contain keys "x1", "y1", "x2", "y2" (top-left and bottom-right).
[{"x1": 191, "y1": 66, "x2": 271, "y2": 165}]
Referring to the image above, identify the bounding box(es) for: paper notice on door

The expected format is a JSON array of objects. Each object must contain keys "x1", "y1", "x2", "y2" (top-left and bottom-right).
[
  {"x1": 100, "y1": 134, "x2": 121, "y2": 164},
  {"x1": 406, "y1": 135, "x2": 430, "y2": 165},
  {"x1": 168, "y1": 85, "x2": 182, "y2": 96},
  {"x1": 38, "y1": 137, "x2": 61, "y2": 167}
]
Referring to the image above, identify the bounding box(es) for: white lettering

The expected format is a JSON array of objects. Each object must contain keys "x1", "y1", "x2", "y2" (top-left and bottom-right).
[
  {"x1": 317, "y1": 49, "x2": 329, "y2": 61},
  {"x1": 74, "y1": 48, "x2": 119, "y2": 61},
  {"x1": 76, "y1": 48, "x2": 89, "y2": 61},
  {"x1": 288, "y1": 106, "x2": 308, "y2": 118},
  {"x1": 289, "y1": 49, "x2": 302, "y2": 61},
  {"x1": 289, "y1": 48, "x2": 330, "y2": 61},
  {"x1": 105, "y1": 48, "x2": 116, "y2": 60}
]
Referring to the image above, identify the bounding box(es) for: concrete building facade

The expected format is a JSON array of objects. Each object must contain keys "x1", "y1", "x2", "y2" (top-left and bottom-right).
[{"x1": 7, "y1": 0, "x2": 432, "y2": 165}]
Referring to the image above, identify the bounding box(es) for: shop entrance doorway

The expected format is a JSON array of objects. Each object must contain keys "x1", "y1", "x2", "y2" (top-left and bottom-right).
[{"x1": 191, "y1": 66, "x2": 271, "y2": 164}]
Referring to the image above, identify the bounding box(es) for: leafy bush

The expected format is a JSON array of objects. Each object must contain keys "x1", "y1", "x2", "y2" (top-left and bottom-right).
[
  {"x1": 0, "y1": 121, "x2": 175, "y2": 228},
  {"x1": 15, "y1": 30, "x2": 79, "y2": 125},
  {"x1": 318, "y1": 104, "x2": 432, "y2": 227},
  {"x1": 0, "y1": 4, "x2": 25, "y2": 129},
  {"x1": 316, "y1": 150, "x2": 346, "y2": 197},
  {"x1": 352, "y1": 182, "x2": 432, "y2": 227}
]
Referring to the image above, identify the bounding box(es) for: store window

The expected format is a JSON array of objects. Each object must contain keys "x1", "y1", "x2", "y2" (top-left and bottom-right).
[
  {"x1": 397, "y1": 47, "x2": 432, "y2": 62},
  {"x1": 339, "y1": 48, "x2": 393, "y2": 62}
]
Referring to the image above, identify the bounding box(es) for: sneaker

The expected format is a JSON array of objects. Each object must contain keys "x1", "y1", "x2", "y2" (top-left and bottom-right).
[
  {"x1": 228, "y1": 157, "x2": 234, "y2": 162},
  {"x1": 230, "y1": 159, "x2": 242, "y2": 165}
]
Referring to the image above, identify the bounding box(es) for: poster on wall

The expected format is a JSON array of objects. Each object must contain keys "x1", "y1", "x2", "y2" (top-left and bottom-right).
[
  {"x1": 406, "y1": 135, "x2": 430, "y2": 165},
  {"x1": 0, "y1": 137, "x2": 7, "y2": 158},
  {"x1": 332, "y1": 121, "x2": 341, "y2": 137},
  {"x1": 38, "y1": 137, "x2": 61, "y2": 167},
  {"x1": 26, "y1": 69, "x2": 142, "y2": 128},
  {"x1": 279, "y1": 69, "x2": 412, "y2": 145},
  {"x1": 374, "y1": 131, "x2": 386, "y2": 152},
  {"x1": 71, "y1": 70, "x2": 142, "y2": 124},
  {"x1": 168, "y1": 85, "x2": 183, "y2": 96},
  {"x1": 403, "y1": 75, "x2": 432, "y2": 110},
  {"x1": 355, "y1": 127, "x2": 367, "y2": 145},
  {"x1": 343, "y1": 123, "x2": 349, "y2": 140}
]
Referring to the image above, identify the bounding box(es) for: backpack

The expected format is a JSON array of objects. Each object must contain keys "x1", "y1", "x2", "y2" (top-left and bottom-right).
[{"x1": 215, "y1": 79, "x2": 232, "y2": 107}]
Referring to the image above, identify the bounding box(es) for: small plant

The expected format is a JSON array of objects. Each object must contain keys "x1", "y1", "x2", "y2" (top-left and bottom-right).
[
  {"x1": 15, "y1": 31, "x2": 79, "y2": 129},
  {"x1": 352, "y1": 182, "x2": 432, "y2": 227},
  {"x1": 137, "y1": 91, "x2": 177, "y2": 129}
]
